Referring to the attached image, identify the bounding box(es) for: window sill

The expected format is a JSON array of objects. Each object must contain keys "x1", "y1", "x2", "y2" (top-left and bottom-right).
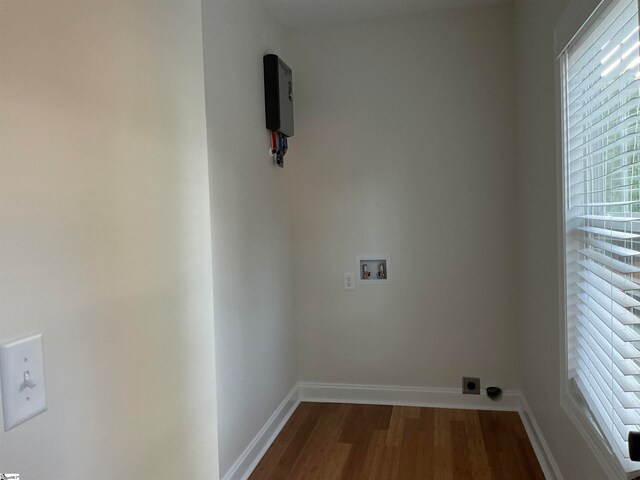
[{"x1": 562, "y1": 386, "x2": 640, "y2": 480}]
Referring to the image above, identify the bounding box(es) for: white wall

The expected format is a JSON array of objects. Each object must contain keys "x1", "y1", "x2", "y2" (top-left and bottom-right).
[
  {"x1": 288, "y1": 5, "x2": 520, "y2": 390},
  {"x1": 0, "y1": 1, "x2": 218, "y2": 478},
  {"x1": 201, "y1": 1, "x2": 297, "y2": 476},
  {"x1": 515, "y1": 0, "x2": 608, "y2": 477}
]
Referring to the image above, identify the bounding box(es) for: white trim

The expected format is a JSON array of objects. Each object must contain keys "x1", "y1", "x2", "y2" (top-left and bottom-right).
[
  {"x1": 298, "y1": 381, "x2": 520, "y2": 411},
  {"x1": 560, "y1": 393, "x2": 631, "y2": 479},
  {"x1": 518, "y1": 395, "x2": 565, "y2": 480},
  {"x1": 221, "y1": 385, "x2": 300, "y2": 480},
  {"x1": 554, "y1": 0, "x2": 610, "y2": 57}
]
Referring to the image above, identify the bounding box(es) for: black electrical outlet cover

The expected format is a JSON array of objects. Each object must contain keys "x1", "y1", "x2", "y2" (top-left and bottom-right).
[
  {"x1": 263, "y1": 54, "x2": 294, "y2": 137},
  {"x1": 629, "y1": 431, "x2": 640, "y2": 461},
  {"x1": 463, "y1": 377, "x2": 480, "y2": 395}
]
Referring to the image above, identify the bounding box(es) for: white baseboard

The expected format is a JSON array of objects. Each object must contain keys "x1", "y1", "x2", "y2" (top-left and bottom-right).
[
  {"x1": 223, "y1": 381, "x2": 563, "y2": 480},
  {"x1": 518, "y1": 395, "x2": 565, "y2": 480},
  {"x1": 221, "y1": 385, "x2": 300, "y2": 480},
  {"x1": 298, "y1": 381, "x2": 522, "y2": 411}
]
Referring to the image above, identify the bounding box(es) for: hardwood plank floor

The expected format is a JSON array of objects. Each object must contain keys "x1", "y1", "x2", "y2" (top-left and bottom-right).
[{"x1": 249, "y1": 402, "x2": 545, "y2": 480}]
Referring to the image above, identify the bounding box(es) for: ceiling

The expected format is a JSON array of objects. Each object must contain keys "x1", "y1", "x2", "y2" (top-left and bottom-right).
[{"x1": 260, "y1": 0, "x2": 512, "y2": 28}]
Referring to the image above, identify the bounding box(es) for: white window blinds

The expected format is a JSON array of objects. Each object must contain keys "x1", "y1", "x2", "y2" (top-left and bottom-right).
[{"x1": 564, "y1": 0, "x2": 640, "y2": 462}]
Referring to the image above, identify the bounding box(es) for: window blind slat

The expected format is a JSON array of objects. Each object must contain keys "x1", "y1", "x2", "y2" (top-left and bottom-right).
[
  {"x1": 569, "y1": 92, "x2": 640, "y2": 138},
  {"x1": 568, "y1": 0, "x2": 638, "y2": 83},
  {"x1": 568, "y1": 0, "x2": 637, "y2": 82},
  {"x1": 583, "y1": 238, "x2": 640, "y2": 257},
  {"x1": 577, "y1": 301, "x2": 640, "y2": 343},
  {"x1": 569, "y1": 151, "x2": 640, "y2": 178},
  {"x1": 577, "y1": 373, "x2": 633, "y2": 459},
  {"x1": 579, "y1": 214, "x2": 640, "y2": 222},
  {"x1": 571, "y1": 119, "x2": 640, "y2": 157},
  {"x1": 614, "y1": 395, "x2": 640, "y2": 424},
  {"x1": 570, "y1": 106, "x2": 640, "y2": 153},
  {"x1": 577, "y1": 225, "x2": 640, "y2": 239},
  {"x1": 579, "y1": 323, "x2": 640, "y2": 375},
  {"x1": 615, "y1": 342, "x2": 640, "y2": 359},
  {"x1": 577, "y1": 273, "x2": 640, "y2": 307},
  {"x1": 569, "y1": 129, "x2": 639, "y2": 165},
  {"x1": 578, "y1": 249, "x2": 640, "y2": 273},
  {"x1": 572, "y1": 162, "x2": 640, "y2": 193},
  {"x1": 568, "y1": 74, "x2": 638, "y2": 128},
  {"x1": 578, "y1": 259, "x2": 640, "y2": 290}
]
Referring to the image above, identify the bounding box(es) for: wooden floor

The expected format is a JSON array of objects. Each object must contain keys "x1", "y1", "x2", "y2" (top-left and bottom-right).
[{"x1": 249, "y1": 402, "x2": 544, "y2": 480}]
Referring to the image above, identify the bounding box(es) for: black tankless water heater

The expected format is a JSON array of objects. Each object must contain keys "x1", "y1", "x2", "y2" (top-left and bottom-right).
[{"x1": 263, "y1": 54, "x2": 294, "y2": 138}]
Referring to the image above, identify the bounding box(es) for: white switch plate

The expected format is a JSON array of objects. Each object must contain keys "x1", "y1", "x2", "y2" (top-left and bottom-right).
[
  {"x1": 0, "y1": 333, "x2": 47, "y2": 431},
  {"x1": 344, "y1": 272, "x2": 355, "y2": 290}
]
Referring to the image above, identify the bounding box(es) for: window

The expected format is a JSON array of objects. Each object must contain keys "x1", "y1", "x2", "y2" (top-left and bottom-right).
[{"x1": 561, "y1": 0, "x2": 640, "y2": 472}]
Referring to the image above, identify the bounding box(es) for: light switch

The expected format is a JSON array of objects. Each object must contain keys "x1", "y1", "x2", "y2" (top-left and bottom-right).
[
  {"x1": 0, "y1": 333, "x2": 47, "y2": 431},
  {"x1": 344, "y1": 272, "x2": 355, "y2": 290}
]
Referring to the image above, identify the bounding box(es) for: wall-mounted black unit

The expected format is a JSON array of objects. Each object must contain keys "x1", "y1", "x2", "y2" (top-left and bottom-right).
[{"x1": 263, "y1": 54, "x2": 294, "y2": 138}]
